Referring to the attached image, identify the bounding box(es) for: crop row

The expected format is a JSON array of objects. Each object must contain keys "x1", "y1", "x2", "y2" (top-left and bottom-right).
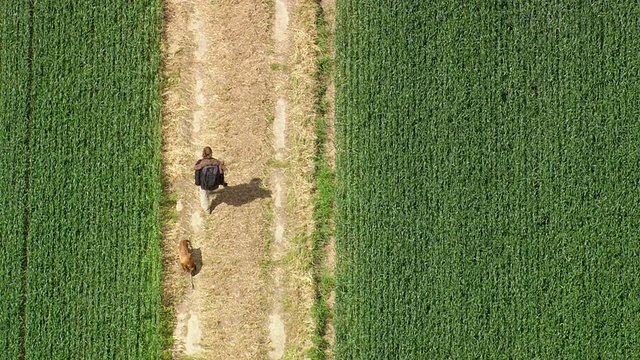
[
  {"x1": 0, "y1": 1, "x2": 30, "y2": 358},
  {"x1": 335, "y1": 1, "x2": 640, "y2": 358},
  {"x1": 0, "y1": 0, "x2": 163, "y2": 358}
]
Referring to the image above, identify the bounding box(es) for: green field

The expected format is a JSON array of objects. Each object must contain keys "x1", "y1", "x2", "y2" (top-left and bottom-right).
[
  {"x1": 335, "y1": 1, "x2": 640, "y2": 358},
  {"x1": 0, "y1": 1, "x2": 163, "y2": 358}
]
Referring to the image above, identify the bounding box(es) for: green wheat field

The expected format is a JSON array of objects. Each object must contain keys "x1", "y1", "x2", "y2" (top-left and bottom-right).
[
  {"x1": 335, "y1": 1, "x2": 640, "y2": 358},
  {"x1": 0, "y1": 1, "x2": 163, "y2": 358}
]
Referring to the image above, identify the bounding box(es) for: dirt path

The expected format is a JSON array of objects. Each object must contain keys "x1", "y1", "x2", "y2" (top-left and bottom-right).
[{"x1": 161, "y1": 0, "x2": 327, "y2": 359}]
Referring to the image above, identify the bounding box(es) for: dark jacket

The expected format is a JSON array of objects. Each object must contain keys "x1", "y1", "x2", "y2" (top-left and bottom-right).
[{"x1": 194, "y1": 157, "x2": 226, "y2": 172}]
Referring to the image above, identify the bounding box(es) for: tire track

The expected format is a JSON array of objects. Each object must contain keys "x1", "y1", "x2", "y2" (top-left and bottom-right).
[{"x1": 268, "y1": 1, "x2": 290, "y2": 358}]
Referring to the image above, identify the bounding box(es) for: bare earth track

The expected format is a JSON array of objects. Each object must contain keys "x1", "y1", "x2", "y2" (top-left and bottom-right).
[{"x1": 161, "y1": 0, "x2": 333, "y2": 359}]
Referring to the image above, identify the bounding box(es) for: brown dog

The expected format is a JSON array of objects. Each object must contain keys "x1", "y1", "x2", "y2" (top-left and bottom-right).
[{"x1": 178, "y1": 240, "x2": 196, "y2": 273}]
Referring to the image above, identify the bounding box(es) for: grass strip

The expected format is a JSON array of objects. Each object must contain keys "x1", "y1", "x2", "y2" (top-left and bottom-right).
[{"x1": 307, "y1": 2, "x2": 335, "y2": 359}]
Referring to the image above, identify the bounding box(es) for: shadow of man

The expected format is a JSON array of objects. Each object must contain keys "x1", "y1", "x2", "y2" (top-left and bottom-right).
[{"x1": 208, "y1": 178, "x2": 271, "y2": 212}]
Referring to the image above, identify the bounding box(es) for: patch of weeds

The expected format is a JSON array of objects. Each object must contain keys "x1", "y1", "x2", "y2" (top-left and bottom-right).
[
  {"x1": 160, "y1": 304, "x2": 175, "y2": 360},
  {"x1": 160, "y1": 71, "x2": 180, "y2": 91},
  {"x1": 160, "y1": 170, "x2": 178, "y2": 359},
  {"x1": 160, "y1": 192, "x2": 177, "y2": 224},
  {"x1": 261, "y1": 258, "x2": 272, "y2": 277},
  {"x1": 265, "y1": 112, "x2": 275, "y2": 126},
  {"x1": 266, "y1": 157, "x2": 289, "y2": 168},
  {"x1": 270, "y1": 62, "x2": 289, "y2": 71}
]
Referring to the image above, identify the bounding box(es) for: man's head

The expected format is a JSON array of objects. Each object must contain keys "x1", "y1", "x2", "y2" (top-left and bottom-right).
[{"x1": 202, "y1": 146, "x2": 213, "y2": 159}]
